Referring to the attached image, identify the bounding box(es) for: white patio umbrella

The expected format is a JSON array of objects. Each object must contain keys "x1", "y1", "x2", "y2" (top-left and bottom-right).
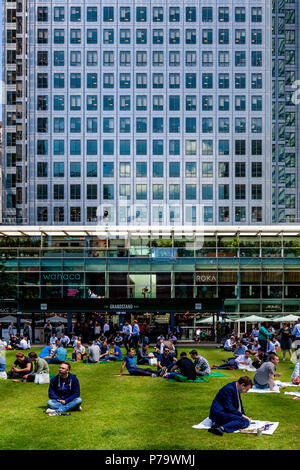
[
  {"x1": 36, "y1": 315, "x2": 68, "y2": 324},
  {"x1": 233, "y1": 315, "x2": 269, "y2": 323},
  {"x1": 0, "y1": 315, "x2": 17, "y2": 323},
  {"x1": 197, "y1": 316, "x2": 228, "y2": 324},
  {"x1": 270, "y1": 314, "x2": 299, "y2": 322}
]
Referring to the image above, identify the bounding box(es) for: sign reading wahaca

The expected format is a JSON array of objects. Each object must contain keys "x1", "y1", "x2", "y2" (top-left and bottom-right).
[{"x1": 42, "y1": 273, "x2": 82, "y2": 282}]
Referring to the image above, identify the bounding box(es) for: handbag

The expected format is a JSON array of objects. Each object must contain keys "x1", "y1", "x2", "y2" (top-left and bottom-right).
[
  {"x1": 34, "y1": 373, "x2": 50, "y2": 384},
  {"x1": 149, "y1": 358, "x2": 157, "y2": 366},
  {"x1": 292, "y1": 375, "x2": 300, "y2": 385}
]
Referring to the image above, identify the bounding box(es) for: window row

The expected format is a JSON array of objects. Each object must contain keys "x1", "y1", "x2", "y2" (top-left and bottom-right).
[
  {"x1": 35, "y1": 50, "x2": 264, "y2": 67},
  {"x1": 35, "y1": 161, "x2": 263, "y2": 179},
  {"x1": 35, "y1": 139, "x2": 263, "y2": 156},
  {"x1": 36, "y1": 94, "x2": 263, "y2": 112},
  {"x1": 36, "y1": 28, "x2": 263, "y2": 45},
  {"x1": 34, "y1": 205, "x2": 263, "y2": 223},
  {"x1": 36, "y1": 72, "x2": 264, "y2": 89},
  {"x1": 37, "y1": 6, "x2": 264, "y2": 24},
  {"x1": 35, "y1": 183, "x2": 263, "y2": 201}
]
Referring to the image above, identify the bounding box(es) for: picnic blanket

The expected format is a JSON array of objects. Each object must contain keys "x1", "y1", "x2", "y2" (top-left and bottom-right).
[
  {"x1": 208, "y1": 372, "x2": 230, "y2": 377},
  {"x1": 248, "y1": 385, "x2": 280, "y2": 393},
  {"x1": 275, "y1": 380, "x2": 299, "y2": 387},
  {"x1": 166, "y1": 374, "x2": 208, "y2": 383},
  {"x1": 284, "y1": 391, "x2": 300, "y2": 397},
  {"x1": 238, "y1": 365, "x2": 257, "y2": 372},
  {"x1": 193, "y1": 418, "x2": 279, "y2": 435}
]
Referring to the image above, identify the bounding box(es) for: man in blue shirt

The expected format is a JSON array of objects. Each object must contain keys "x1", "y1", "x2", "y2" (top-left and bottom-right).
[
  {"x1": 157, "y1": 346, "x2": 176, "y2": 372},
  {"x1": 234, "y1": 340, "x2": 248, "y2": 357},
  {"x1": 118, "y1": 349, "x2": 164, "y2": 377},
  {"x1": 39, "y1": 345, "x2": 53, "y2": 363},
  {"x1": 130, "y1": 320, "x2": 140, "y2": 354},
  {"x1": 208, "y1": 376, "x2": 252, "y2": 436},
  {"x1": 48, "y1": 342, "x2": 67, "y2": 364},
  {"x1": 121, "y1": 321, "x2": 132, "y2": 353},
  {"x1": 46, "y1": 362, "x2": 82, "y2": 415},
  {"x1": 107, "y1": 342, "x2": 122, "y2": 361},
  {"x1": 292, "y1": 318, "x2": 300, "y2": 340}
]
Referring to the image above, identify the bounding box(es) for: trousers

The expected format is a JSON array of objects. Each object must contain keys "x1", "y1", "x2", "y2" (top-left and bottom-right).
[{"x1": 47, "y1": 397, "x2": 82, "y2": 413}]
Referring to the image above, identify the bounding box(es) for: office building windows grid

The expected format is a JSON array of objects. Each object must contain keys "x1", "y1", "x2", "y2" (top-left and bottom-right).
[{"x1": 6, "y1": 2, "x2": 272, "y2": 224}]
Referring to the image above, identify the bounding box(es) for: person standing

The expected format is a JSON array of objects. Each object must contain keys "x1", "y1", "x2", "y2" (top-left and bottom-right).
[
  {"x1": 258, "y1": 322, "x2": 273, "y2": 352},
  {"x1": 44, "y1": 321, "x2": 53, "y2": 345},
  {"x1": 279, "y1": 323, "x2": 292, "y2": 361},
  {"x1": 292, "y1": 318, "x2": 300, "y2": 342},
  {"x1": 46, "y1": 362, "x2": 82, "y2": 415},
  {"x1": 130, "y1": 320, "x2": 140, "y2": 353},
  {"x1": 208, "y1": 376, "x2": 253, "y2": 436},
  {"x1": 121, "y1": 321, "x2": 132, "y2": 353}
]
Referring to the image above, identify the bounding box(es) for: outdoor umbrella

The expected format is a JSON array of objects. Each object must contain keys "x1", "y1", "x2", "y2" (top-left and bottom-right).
[
  {"x1": 36, "y1": 315, "x2": 68, "y2": 324},
  {"x1": 270, "y1": 314, "x2": 299, "y2": 322},
  {"x1": 233, "y1": 315, "x2": 269, "y2": 323},
  {"x1": 0, "y1": 315, "x2": 17, "y2": 323}
]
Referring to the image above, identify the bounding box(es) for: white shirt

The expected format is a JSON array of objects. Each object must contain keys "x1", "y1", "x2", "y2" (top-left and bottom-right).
[
  {"x1": 50, "y1": 336, "x2": 58, "y2": 345},
  {"x1": 104, "y1": 323, "x2": 110, "y2": 333},
  {"x1": 224, "y1": 339, "x2": 233, "y2": 349},
  {"x1": 236, "y1": 355, "x2": 252, "y2": 367},
  {"x1": 19, "y1": 339, "x2": 28, "y2": 350},
  {"x1": 0, "y1": 340, "x2": 7, "y2": 350}
]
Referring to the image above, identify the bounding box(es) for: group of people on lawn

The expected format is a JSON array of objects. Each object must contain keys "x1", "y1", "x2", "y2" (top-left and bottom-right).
[{"x1": 3, "y1": 318, "x2": 300, "y2": 427}]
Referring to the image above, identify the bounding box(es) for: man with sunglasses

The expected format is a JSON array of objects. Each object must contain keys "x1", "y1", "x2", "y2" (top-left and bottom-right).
[{"x1": 157, "y1": 346, "x2": 177, "y2": 374}]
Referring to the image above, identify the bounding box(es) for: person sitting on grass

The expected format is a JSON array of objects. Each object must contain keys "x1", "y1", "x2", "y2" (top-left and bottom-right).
[
  {"x1": 99, "y1": 340, "x2": 109, "y2": 361},
  {"x1": 49, "y1": 342, "x2": 67, "y2": 364},
  {"x1": 233, "y1": 339, "x2": 248, "y2": 357},
  {"x1": 46, "y1": 362, "x2": 82, "y2": 415},
  {"x1": 106, "y1": 342, "x2": 122, "y2": 361},
  {"x1": 117, "y1": 348, "x2": 165, "y2": 377},
  {"x1": 0, "y1": 337, "x2": 7, "y2": 350},
  {"x1": 72, "y1": 340, "x2": 86, "y2": 362},
  {"x1": 224, "y1": 336, "x2": 236, "y2": 352},
  {"x1": 137, "y1": 343, "x2": 151, "y2": 365},
  {"x1": 208, "y1": 376, "x2": 253, "y2": 436},
  {"x1": 253, "y1": 353, "x2": 281, "y2": 391},
  {"x1": 39, "y1": 344, "x2": 53, "y2": 362},
  {"x1": 157, "y1": 346, "x2": 177, "y2": 373},
  {"x1": 23, "y1": 351, "x2": 49, "y2": 382},
  {"x1": 249, "y1": 340, "x2": 260, "y2": 355},
  {"x1": 168, "y1": 352, "x2": 196, "y2": 381},
  {"x1": 60, "y1": 333, "x2": 70, "y2": 349},
  {"x1": 49, "y1": 333, "x2": 58, "y2": 347},
  {"x1": 87, "y1": 341, "x2": 100, "y2": 363},
  {"x1": 189, "y1": 350, "x2": 210, "y2": 376},
  {"x1": 235, "y1": 350, "x2": 253, "y2": 368},
  {"x1": 7, "y1": 352, "x2": 33, "y2": 380},
  {"x1": 114, "y1": 332, "x2": 123, "y2": 347}
]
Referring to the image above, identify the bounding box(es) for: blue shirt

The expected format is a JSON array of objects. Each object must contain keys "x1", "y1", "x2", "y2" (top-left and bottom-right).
[
  {"x1": 114, "y1": 346, "x2": 122, "y2": 359},
  {"x1": 133, "y1": 324, "x2": 140, "y2": 336},
  {"x1": 55, "y1": 347, "x2": 67, "y2": 362},
  {"x1": 292, "y1": 323, "x2": 300, "y2": 338},
  {"x1": 123, "y1": 355, "x2": 137, "y2": 372},
  {"x1": 40, "y1": 345, "x2": 52, "y2": 358},
  {"x1": 235, "y1": 345, "x2": 248, "y2": 356}
]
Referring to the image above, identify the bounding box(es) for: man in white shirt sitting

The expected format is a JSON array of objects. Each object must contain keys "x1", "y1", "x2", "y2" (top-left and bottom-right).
[
  {"x1": 236, "y1": 350, "x2": 253, "y2": 368},
  {"x1": 0, "y1": 338, "x2": 7, "y2": 350},
  {"x1": 224, "y1": 336, "x2": 236, "y2": 352}
]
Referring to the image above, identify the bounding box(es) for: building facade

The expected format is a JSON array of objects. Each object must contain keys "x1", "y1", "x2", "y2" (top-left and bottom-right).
[
  {"x1": 0, "y1": 226, "x2": 300, "y2": 320},
  {"x1": 2, "y1": 0, "x2": 277, "y2": 225}
]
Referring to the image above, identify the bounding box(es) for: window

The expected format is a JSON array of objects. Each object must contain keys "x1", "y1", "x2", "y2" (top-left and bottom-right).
[
  {"x1": 136, "y1": 51, "x2": 147, "y2": 66},
  {"x1": 103, "y1": 51, "x2": 114, "y2": 66},
  {"x1": 120, "y1": 7, "x2": 130, "y2": 22},
  {"x1": 87, "y1": 162, "x2": 97, "y2": 178},
  {"x1": 186, "y1": 29, "x2": 196, "y2": 44},
  {"x1": 235, "y1": 140, "x2": 246, "y2": 155},
  {"x1": 251, "y1": 207, "x2": 262, "y2": 223},
  {"x1": 219, "y1": 207, "x2": 230, "y2": 222},
  {"x1": 235, "y1": 184, "x2": 246, "y2": 200},
  {"x1": 37, "y1": 73, "x2": 48, "y2": 88},
  {"x1": 186, "y1": 185, "x2": 196, "y2": 200},
  {"x1": 103, "y1": 73, "x2": 114, "y2": 88},
  {"x1": 136, "y1": 73, "x2": 147, "y2": 89},
  {"x1": 87, "y1": 73, "x2": 97, "y2": 89},
  {"x1": 235, "y1": 118, "x2": 246, "y2": 133},
  {"x1": 235, "y1": 73, "x2": 245, "y2": 88},
  {"x1": 153, "y1": 51, "x2": 164, "y2": 66},
  {"x1": 136, "y1": 7, "x2": 147, "y2": 22},
  {"x1": 70, "y1": 7, "x2": 81, "y2": 22},
  {"x1": 70, "y1": 73, "x2": 81, "y2": 88},
  {"x1": 37, "y1": 7, "x2": 48, "y2": 22},
  {"x1": 235, "y1": 7, "x2": 246, "y2": 22},
  {"x1": 235, "y1": 29, "x2": 246, "y2": 44},
  {"x1": 153, "y1": 162, "x2": 164, "y2": 178},
  {"x1": 251, "y1": 73, "x2": 262, "y2": 89},
  {"x1": 186, "y1": 7, "x2": 196, "y2": 22},
  {"x1": 218, "y1": 96, "x2": 229, "y2": 111},
  {"x1": 70, "y1": 184, "x2": 81, "y2": 200},
  {"x1": 37, "y1": 184, "x2": 48, "y2": 200},
  {"x1": 70, "y1": 207, "x2": 81, "y2": 222},
  {"x1": 219, "y1": 140, "x2": 229, "y2": 155},
  {"x1": 153, "y1": 29, "x2": 163, "y2": 44},
  {"x1": 153, "y1": 73, "x2": 163, "y2": 88},
  {"x1": 251, "y1": 29, "x2": 262, "y2": 44},
  {"x1": 202, "y1": 73, "x2": 212, "y2": 88},
  {"x1": 219, "y1": 73, "x2": 229, "y2": 89},
  {"x1": 87, "y1": 51, "x2": 98, "y2": 66},
  {"x1": 120, "y1": 29, "x2": 131, "y2": 44},
  {"x1": 136, "y1": 162, "x2": 147, "y2": 177},
  {"x1": 54, "y1": 184, "x2": 64, "y2": 200},
  {"x1": 169, "y1": 74, "x2": 180, "y2": 89},
  {"x1": 202, "y1": 51, "x2": 213, "y2": 66},
  {"x1": 137, "y1": 95, "x2": 147, "y2": 111},
  {"x1": 103, "y1": 7, "x2": 114, "y2": 22},
  {"x1": 120, "y1": 51, "x2": 131, "y2": 66},
  {"x1": 251, "y1": 51, "x2": 262, "y2": 67},
  {"x1": 153, "y1": 8, "x2": 163, "y2": 23},
  {"x1": 38, "y1": 95, "x2": 48, "y2": 110},
  {"x1": 252, "y1": 162, "x2": 262, "y2": 178},
  {"x1": 169, "y1": 7, "x2": 180, "y2": 22},
  {"x1": 120, "y1": 73, "x2": 131, "y2": 88},
  {"x1": 37, "y1": 208, "x2": 48, "y2": 222},
  {"x1": 37, "y1": 162, "x2": 48, "y2": 178},
  {"x1": 202, "y1": 184, "x2": 213, "y2": 200},
  {"x1": 53, "y1": 162, "x2": 64, "y2": 177},
  {"x1": 169, "y1": 162, "x2": 180, "y2": 177},
  {"x1": 103, "y1": 162, "x2": 114, "y2": 178},
  {"x1": 87, "y1": 184, "x2": 97, "y2": 200},
  {"x1": 169, "y1": 184, "x2": 180, "y2": 200},
  {"x1": 54, "y1": 207, "x2": 64, "y2": 223},
  {"x1": 70, "y1": 29, "x2": 81, "y2": 44},
  {"x1": 169, "y1": 29, "x2": 180, "y2": 44},
  {"x1": 37, "y1": 29, "x2": 48, "y2": 44},
  {"x1": 202, "y1": 7, "x2": 213, "y2": 22},
  {"x1": 219, "y1": 162, "x2": 229, "y2": 178},
  {"x1": 87, "y1": 7, "x2": 97, "y2": 22},
  {"x1": 103, "y1": 29, "x2": 114, "y2": 44},
  {"x1": 153, "y1": 184, "x2": 164, "y2": 200},
  {"x1": 38, "y1": 51, "x2": 48, "y2": 66},
  {"x1": 235, "y1": 207, "x2": 246, "y2": 222},
  {"x1": 54, "y1": 140, "x2": 64, "y2": 155},
  {"x1": 219, "y1": 184, "x2": 229, "y2": 200},
  {"x1": 219, "y1": 29, "x2": 229, "y2": 44},
  {"x1": 136, "y1": 29, "x2": 147, "y2": 44},
  {"x1": 136, "y1": 184, "x2": 147, "y2": 200},
  {"x1": 251, "y1": 184, "x2": 262, "y2": 199},
  {"x1": 235, "y1": 51, "x2": 246, "y2": 67},
  {"x1": 219, "y1": 7, "x2": 229, "y2": 22},
  {"x1": 251, "y1": 7, "x2": 262, "y2": 23},
  {"x1": 186, "y1": 95, "x2": 196, "y2": 111},
  {"x1": 202, "y1": 162, "x2": 213, "y2": 178}
]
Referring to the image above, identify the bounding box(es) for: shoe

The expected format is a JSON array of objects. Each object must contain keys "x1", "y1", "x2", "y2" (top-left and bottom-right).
[
  {"x1": 151, "y1": 373, "x2": 157, "y2": 377},
  {"x1": 57, "y1": 412, "x2": 71, "y2": 416},
  {"x1": 208, "y1": 426, "x2": 223, "y2": 436},
  {"x1": 45, "y1": 408, "x2": 53, "y2": 414},
  {"x1": 48, "y1": 411, "x2": 59, "y2": 417},
  {"x1": 160, "y1": 366, "x2": 167, "y2": 377},
  {"x1": 78, "y1": 406, "x2": 82, "y2": 411}
]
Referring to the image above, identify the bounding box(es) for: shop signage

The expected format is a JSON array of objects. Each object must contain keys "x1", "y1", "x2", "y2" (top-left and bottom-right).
[
  {"x1": 42, "y1": 273, "x2": 82, "y2": 281},
  {"x1": 195, "y1": 273, "x2": 217, "y2": 283},
  {"x1": 109, "y1": 304, "x2": 134, "y2": 310}
]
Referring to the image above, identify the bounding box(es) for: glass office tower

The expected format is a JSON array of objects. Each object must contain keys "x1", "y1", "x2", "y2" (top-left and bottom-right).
[{"x1": 2, "y1": 0, "x2": 285, "y2": 226}]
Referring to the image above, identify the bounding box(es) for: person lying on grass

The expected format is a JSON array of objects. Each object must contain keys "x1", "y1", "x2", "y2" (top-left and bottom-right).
[
  {"x1": 208, "y1": 376, "x2": 253, "y2": 436},
  {"x1": 253, "y1": 353, "x2": 281, "y2": 391},
  {"x1": 117, "y1": 348, "x2": 165, "y2": 377},
  {"x1": 168, "y1": 352, "x2": 196, "y2": 380},
  {"x1": 189, "y1": 350, "x2": 210, "y2": 376},
  {"x1": 46, "y1": 362, "x2": 82, "y2": 416}
]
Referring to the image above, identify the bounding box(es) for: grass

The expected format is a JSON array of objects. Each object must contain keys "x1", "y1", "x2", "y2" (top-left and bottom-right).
[{"x1": 0, "y1": 347, "x2": 299, "y2": 450}]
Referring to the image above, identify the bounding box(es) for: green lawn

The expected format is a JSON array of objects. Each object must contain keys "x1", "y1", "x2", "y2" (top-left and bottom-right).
[{"x1": 0, "y1": 347, "x2": 299, "y2": 450}]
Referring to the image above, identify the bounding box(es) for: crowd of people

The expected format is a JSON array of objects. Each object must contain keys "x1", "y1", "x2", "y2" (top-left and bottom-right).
[{"x1": 1, "y1": 317, "x2": 300, "y2": 421}]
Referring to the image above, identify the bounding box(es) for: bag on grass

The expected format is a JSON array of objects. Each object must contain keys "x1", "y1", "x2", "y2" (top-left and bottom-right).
[
  {"x1": 0, "y1": 371, "x2": 7, "y2": 380},
  {"x1": 149, "y1": 358, "x2": 157, "y2": 366},
  {"x1": 34, "y1": 373, "x2": 50, "y2": 384},
  {"x1": 292, "y1": 375, "x2": 300, "y2": 385}
]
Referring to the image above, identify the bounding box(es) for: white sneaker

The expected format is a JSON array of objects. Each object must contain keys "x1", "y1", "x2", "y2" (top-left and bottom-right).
[
  {"x1": 78, "y1": 406, "x2": 82, "y2": 411},
  {"x1": 48, "y1": 411, "x2": 58, "y2": 416},
  {"x1": 45, "y1": 408, "x2": 54, "y2": 414}
]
